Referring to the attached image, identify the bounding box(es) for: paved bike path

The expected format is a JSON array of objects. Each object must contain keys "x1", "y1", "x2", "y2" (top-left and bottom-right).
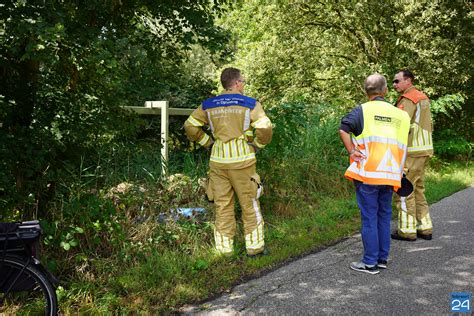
[{"x1": 182, "y1": 186, "x2": 474, "y2": 315}]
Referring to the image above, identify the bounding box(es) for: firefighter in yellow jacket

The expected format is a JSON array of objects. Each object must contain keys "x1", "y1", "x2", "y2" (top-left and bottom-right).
[
  {"x1": 391, "y1": 69, "x2": 433, "y2": 241},
  {"x1": 184, "y1": 68, "x2": 273, "y2": 256}
]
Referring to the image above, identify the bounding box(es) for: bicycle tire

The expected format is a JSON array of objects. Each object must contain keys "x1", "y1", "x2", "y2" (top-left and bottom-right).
[{"x1": 0, "y1": 256, "x2": 58, "y2": 316}]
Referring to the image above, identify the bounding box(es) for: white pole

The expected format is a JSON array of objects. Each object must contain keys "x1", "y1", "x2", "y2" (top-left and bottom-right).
[
  {"x1": 123, "y1": 101, "x2": 194, "y2": 177},
  {"x1": 159, "y1": 101, "x2": 169, "y2": 176}
]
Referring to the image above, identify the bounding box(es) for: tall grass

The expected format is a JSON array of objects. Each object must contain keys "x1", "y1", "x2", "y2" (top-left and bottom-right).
[{"x1": 15, "y1": 102, "x2": 473, "y2": 314}]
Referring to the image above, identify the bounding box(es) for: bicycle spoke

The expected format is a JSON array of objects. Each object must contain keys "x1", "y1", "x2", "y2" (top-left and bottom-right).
[{"x1": 1, "y1": 257, "x2": 57, "y2": 315}]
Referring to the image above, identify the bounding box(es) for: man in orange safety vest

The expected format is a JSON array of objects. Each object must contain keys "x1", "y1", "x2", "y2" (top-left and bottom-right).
[{"x1": 340, "y1": 74, "x2": 410, "y2": 274}]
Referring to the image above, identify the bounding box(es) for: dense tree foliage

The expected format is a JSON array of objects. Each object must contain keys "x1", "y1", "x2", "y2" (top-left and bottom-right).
[
  {"x1": 0, "y1": 1, "x2": 230, "y2": 216},
  {"x1": 0, "y1": 1, "x2": 472, "y2": 313},
  {"x1": 220, "y1": 0, "x2": 472, "y2": 131}
]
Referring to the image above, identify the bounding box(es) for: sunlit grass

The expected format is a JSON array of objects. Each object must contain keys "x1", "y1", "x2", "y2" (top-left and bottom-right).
[
  {"x1": 49, "y1": 114, "x2": 473, "y2": 314},
  {"x1": 425, "y1": 160, "x2": 473, "y2": 203},
  {"x1": 54, "y1": 160, "x2": 471, "y2": 313}
]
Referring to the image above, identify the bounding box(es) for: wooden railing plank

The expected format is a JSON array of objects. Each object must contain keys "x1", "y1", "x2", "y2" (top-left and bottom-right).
[{"x1": 122, "y1": 106, "x2": 193, "y2": 116}]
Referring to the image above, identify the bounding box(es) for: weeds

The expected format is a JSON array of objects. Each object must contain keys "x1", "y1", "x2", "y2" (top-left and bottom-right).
[{"x1": 3, "y1": 101, "x2": 472, "y2": 314}]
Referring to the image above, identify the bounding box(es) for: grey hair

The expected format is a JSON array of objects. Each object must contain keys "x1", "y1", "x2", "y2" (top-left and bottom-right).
[{"x1": 364, "y1": 74, "x2": 387, "y2": 95}]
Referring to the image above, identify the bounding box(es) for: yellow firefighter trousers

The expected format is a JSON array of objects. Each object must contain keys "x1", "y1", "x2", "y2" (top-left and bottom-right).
[
  {"x1": 394, "y1": 156, "x2": 433, "y2": 239},
  {"x1": 209, "y1": 164, "x2": 265, "y2": 256}
]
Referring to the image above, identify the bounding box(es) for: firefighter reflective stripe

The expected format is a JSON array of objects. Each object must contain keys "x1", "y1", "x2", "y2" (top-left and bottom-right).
[
  {"x1": 210, "y1": 136, "x2": 256, "y2": 164},
  {"x1": 252, "y1": 116, "x2": 272, "y2": 128},
  {"x1": 246, "y1": 198, "x2": 264, "y2": 253},
  {"x1": 207, "y1": 112, "x2": 214, "y2": 133},
  {"x1": 186, "y1": 115, "x2": 204, "y2": 127},
  {"x1": 253, "y1": 138, "x2": 266, "y2": 149},
  {"x1": 252, "y1": 198, "x2": 263, "y2": 224},
  {"x1": 245, "y1": 221, "x2": 264, "y2": 252},
  {"x1": 415, "y1": 103, "x2": 421, "y2": 124},
  {"x1": 417, "y1": 214, "x2": 433, "y2": 230},
  {"x1": 408, "y1": 145, "x2": 433, "y2": 153},
  {"x1": 256, "y1": 183, "x2": 263, "y2": 199},
  {"x1": 211, "y1": 154, "x2": 255, "y2": 163},
  {"x1": 409, "y1": 123, "x2": 433, "y2": 153},
  {"x1": 223, "y1": 142, "x2": 229, "y2": 157},
  {"x1": 399, "y1": 207, "x2": 416, "y2": 235},
  {"x1": 214, "y1": 229, "x2": 233, "y2": 254},
  {"x1": 198, "y1": 133, "x2": 210, "y2": 146},
  {"x1": 244, "y1": 129, "x2": 254, "y2": 148},
  {"x1": 243, "y1": 109, "x2": 251, "y2": 131},
  {"x1": 400, "y1": 196, "x2": 408, "y2": 213}
]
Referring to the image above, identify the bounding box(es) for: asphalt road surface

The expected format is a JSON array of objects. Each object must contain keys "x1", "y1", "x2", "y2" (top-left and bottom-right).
[{"x1": 182, "y1": 186, "x2": 473, "y2": 315}]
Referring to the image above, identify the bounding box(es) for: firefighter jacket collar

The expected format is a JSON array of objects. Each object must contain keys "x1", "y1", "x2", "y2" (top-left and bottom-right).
[
  {"x1": 222, "y1": 89, "x2": 242, "y2": 95},
  {"x1": 397, "y1": 86, "x2": 428, "y2": 105},
  {"x1": 202, "y1": 93, "x2": 257, "y2": 111}
]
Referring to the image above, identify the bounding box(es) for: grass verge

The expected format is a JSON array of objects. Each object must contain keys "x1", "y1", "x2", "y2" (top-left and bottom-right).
[{"x1": 54, "y1": 160, "x2": 472, "y2": 314}]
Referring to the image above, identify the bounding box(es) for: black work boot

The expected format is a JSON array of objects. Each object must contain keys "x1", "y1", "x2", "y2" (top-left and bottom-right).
[
  {"x1": 391, "y1": 231, "x2": 416, "y2": 241},
  {"x1": 417, "y1": 232, "x2": 433, "y2": 240}
]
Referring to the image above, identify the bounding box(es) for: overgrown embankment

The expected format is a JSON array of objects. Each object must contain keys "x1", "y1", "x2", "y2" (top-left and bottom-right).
[
  {"x1": 40, "y1": 105, "x2": 473, "y2": 314},
  {"x1": 1, "y1": 1, "x2": 473, "y2": 314}
]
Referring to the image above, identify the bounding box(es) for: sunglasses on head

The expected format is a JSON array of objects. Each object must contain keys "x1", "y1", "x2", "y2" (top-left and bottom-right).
[{"x1": 393, "y1": 79, "x2": 401, "y2": 84}]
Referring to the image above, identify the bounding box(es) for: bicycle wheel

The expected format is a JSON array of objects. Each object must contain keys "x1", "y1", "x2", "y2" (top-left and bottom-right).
[{"x1": 0, "y1": 256, "x2": 57, "y2": 316}]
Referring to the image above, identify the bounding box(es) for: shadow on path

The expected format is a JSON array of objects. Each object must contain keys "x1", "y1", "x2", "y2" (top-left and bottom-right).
[{"x1": 182, "y1": 187, "x2": 474, "y2": 315}]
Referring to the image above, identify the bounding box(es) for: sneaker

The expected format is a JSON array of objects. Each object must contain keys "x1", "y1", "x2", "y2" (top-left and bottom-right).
[
  {"x1": 350, "y1": 261, "x2": 380, "y2": 275},
  {"x1": 247, "y1": 248, "x2": 269, "y2": 258},
  {"x1": 391, "y1": 231, "x2": 416, "y2": 241},
  {"x1": 417, "y1": 232, "x2": 432, "y2": 240},
  {"x1": 377, "y1": 260, "x2": 388, "y2": 269}
]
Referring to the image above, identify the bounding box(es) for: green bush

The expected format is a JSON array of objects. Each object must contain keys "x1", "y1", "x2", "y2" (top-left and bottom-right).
[
  {"x1": 434, "y1": 129, "x2": 472, "y2": 160},
  {"x1": 256, "y1": 101, "x2": 351, "y2": 217}
]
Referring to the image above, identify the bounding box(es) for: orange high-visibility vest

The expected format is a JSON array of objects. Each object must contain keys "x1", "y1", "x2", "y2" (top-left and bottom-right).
[{"x1": 345, "y1": 100, "x2": 410, "y2": 189}]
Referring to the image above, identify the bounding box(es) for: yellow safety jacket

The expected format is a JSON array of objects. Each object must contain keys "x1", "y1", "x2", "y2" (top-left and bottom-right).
[
  {"x1": 396, "y1": 87, "x2": 434, "y2": 157},
  {"x1": 345, "y1": 100, "x2": 410, "y2": 189},
  {"x1": 184, "y1": 90, "x2": 273, "y2": 169}
]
